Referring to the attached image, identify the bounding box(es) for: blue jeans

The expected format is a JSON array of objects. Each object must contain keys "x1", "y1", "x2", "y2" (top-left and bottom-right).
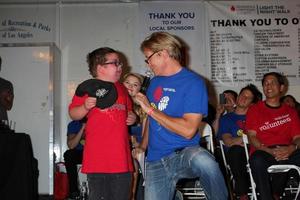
[{"x1": 145, "y1": 146, "x2": 228, "y2": 200}]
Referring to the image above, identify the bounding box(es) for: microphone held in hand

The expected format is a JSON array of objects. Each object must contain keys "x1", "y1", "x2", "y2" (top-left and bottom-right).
[
  {"x1": 140, "y1": 70, "x2": 153, "y2": 94},
  {"x1": 140, "y1": 76, "x2": 150, "y2": 94}
]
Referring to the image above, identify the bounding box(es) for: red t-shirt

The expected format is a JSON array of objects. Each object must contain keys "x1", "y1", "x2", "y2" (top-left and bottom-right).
[
  {"x1": 246, "y1": 101, "x2": 300, "y2": 153},
  {"x1": 69, "y1": 82, "x2": 133, "y2": 173}
]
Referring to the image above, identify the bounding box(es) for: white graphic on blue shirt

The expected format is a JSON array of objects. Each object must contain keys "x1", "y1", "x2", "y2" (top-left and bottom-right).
[{"x1": 158, "y1": 96, "x2": 169, "y2": 111}]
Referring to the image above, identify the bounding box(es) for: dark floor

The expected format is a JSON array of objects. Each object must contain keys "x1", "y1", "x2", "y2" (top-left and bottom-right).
[{"x1": 39, "y1": 194, "x2": 53, "y2": 200}]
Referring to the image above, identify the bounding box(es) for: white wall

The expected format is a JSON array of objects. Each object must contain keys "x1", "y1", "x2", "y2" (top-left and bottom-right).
[{"x1": 0, "y1": 45, "x2": 60, "y2": 194}]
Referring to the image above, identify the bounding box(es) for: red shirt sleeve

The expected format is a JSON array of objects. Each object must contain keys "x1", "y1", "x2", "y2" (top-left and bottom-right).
[{"x1": 68, "y1": 94, "x2": 88, "y2": 111}]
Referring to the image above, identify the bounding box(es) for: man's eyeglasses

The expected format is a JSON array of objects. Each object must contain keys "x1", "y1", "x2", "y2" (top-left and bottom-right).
[
  {"x1": 103, "y1": 61, "x2": 123, "y2": 68},
  {"x1": 145, "y1": 51, "x2": 159, "y2": 64}
]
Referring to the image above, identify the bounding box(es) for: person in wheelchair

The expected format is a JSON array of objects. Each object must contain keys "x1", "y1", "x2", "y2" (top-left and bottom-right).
[
  {"x1": 245, "y1": 72, "x2": 300, "y2": 200},
  {"x1": 218, "y1": 84, "x2": 261, "y2": 200}
]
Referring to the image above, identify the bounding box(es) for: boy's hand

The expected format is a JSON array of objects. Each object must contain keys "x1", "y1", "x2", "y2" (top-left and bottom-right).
[
  {"x1": 126, "y1": 111, "x2": 137, "y2": 125},
  {"x1": 84, "y1": 97, "x2": 96, "y2": 110}
]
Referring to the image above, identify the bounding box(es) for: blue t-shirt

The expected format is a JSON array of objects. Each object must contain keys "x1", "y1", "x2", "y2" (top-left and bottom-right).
[
  {"x1": 146, "y1": 67, "x2": 208, "y2": 161},
  {"x1": 129, "y1": 125, "x2": 143, "y2": 143},
  {"x1": 67, "y1": 120, "x2": 85, "y2": 151},
  {"x1": 217, "y1": 112, "x2": 246, "y2": 141}
]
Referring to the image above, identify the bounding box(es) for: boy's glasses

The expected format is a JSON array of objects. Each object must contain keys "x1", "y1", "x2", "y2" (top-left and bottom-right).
[{"x1": 103, "y1": 61, "x2": 123, "y2": 68}]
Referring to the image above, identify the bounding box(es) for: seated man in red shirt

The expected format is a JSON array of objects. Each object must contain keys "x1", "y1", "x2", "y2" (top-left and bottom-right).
[{"x1": 245, "y1": 72, "x2": 300, "y2": 200}]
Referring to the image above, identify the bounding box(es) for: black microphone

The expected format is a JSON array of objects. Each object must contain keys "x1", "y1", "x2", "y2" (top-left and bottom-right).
[{"x1": 140, "y1": 70, "x2": 153, "y2": 94}]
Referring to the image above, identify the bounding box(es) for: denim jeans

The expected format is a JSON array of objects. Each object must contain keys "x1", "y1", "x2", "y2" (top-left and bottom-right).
[
  {"x1": 87, "y1": 172, "x2": 131, "y2": 200},
  {"x1": 145, "y1": 146, "x2": 228, "y2": 200}
]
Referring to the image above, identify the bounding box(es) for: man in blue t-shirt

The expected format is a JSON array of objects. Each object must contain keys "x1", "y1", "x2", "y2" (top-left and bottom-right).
[
  {"x1": 135, "y1": 32, "x2": 228, "y2": 200},
  {"x1": 218, "y1": 84, "x2": 261, "y2": 200},
  {"x1": 63, "y1": 119, "x2": 86, "y2": 199}
]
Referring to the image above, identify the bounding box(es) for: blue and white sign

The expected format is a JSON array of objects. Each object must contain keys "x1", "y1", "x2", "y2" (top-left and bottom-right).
[{"x1": 0, "y1": 5, "x2": 56, "y2": 43}]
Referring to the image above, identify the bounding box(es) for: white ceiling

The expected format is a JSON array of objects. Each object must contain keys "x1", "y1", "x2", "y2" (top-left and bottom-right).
[
  {"x1": 0, "y1": 0, "x2": 158, "y2": 4},
  {"x1": 0, "y1": 0, "x2": 212, "y2": 4}
]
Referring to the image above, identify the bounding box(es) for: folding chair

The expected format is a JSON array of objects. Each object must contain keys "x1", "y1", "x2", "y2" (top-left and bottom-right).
[
  {"x1": 201, "y1": 123, "x2": 214, "y2": 154},
  {"x1": 243, "y1": 134, "x2": 300, "y2": 200},
  {"x1": 0, "y1": 119, "x2": 16, "y2": 133},
  {"x1": 77, "y1": 164, "x2": 89, "y2": 199},
  {"x1": 268, "y1": 164, "x2": 300, "y2": 200},
  {"x1": 242, "y1": 134, "x2": 258, "y2": 200},
  {"x1": 176, "y1": 123, "x2": 214, "y2": 200},
  {"x1": 219, "y1": 140, "x2": 235, "y2": 200},
  {"x1": 219, "y1": 140, "x2": 234, "y2": 183}
]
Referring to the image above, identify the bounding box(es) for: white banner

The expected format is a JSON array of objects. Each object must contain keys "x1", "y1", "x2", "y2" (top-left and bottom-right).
[
  {"x1": 0, "y1": 5, "x2": 56, "y2": 44},
  {"x1": 138, "y1": 1, "x2": 208, "y2": 76},
  {"x1": 206, "y1": 0, "x2": 300, "y2": 86}
]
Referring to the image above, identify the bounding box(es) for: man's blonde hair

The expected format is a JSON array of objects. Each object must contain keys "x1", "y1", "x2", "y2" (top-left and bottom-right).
[{"x1": 140, "y1": 32, "x2": 182, "y2": 62}]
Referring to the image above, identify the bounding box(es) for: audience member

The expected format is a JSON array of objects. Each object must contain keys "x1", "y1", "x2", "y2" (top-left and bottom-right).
[
  {"x1": 123, "y1": 72, "x2": 146, "y2": 200},
  {"x1": 280, "y1": 94, "x2": 300, "y2": 117},
  {"x1": 0, "y1": 56, "x2": 14, "y2": 122},
  {"x1": 213, "y1": 90, "x2": 237, "y2": 136},
  {"x1": 0, "y1": 78, "x2": 14, "y2": 121},
  {"x1": 63, "y1": 119, "x2": 86, "y2": 200},
  {"x1": 212, "y1": 90, "x2": 237, "y2": 193},
  {"x1": 135, "y1": 31, "x2": 228, "y2": 200},
  {"x1": 219, "y1": 84, "x2": 261, "y2": 200},
  {"x1": 69, "y1": 47, "x2": 136, "y2": 200},
  {"x1": 246, "y1": 72, "x2": 300, "y2": 200}
]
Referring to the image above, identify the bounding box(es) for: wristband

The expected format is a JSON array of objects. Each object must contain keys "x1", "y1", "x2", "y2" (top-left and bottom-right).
[
  {"x1": 295, "y1": 144, "x2": 298, "y2": 150},
  {"x1": 147, "y1": 107, "x2": 154, "y2": 116}
]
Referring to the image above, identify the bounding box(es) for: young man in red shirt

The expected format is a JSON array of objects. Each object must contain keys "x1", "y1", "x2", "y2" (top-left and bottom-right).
[
  {"x1": 69, "y1": 47, "x2": 136, "y2": 200},
  {"x1": 246, "y1": 72, "x2": 300, "y2": 200}
]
